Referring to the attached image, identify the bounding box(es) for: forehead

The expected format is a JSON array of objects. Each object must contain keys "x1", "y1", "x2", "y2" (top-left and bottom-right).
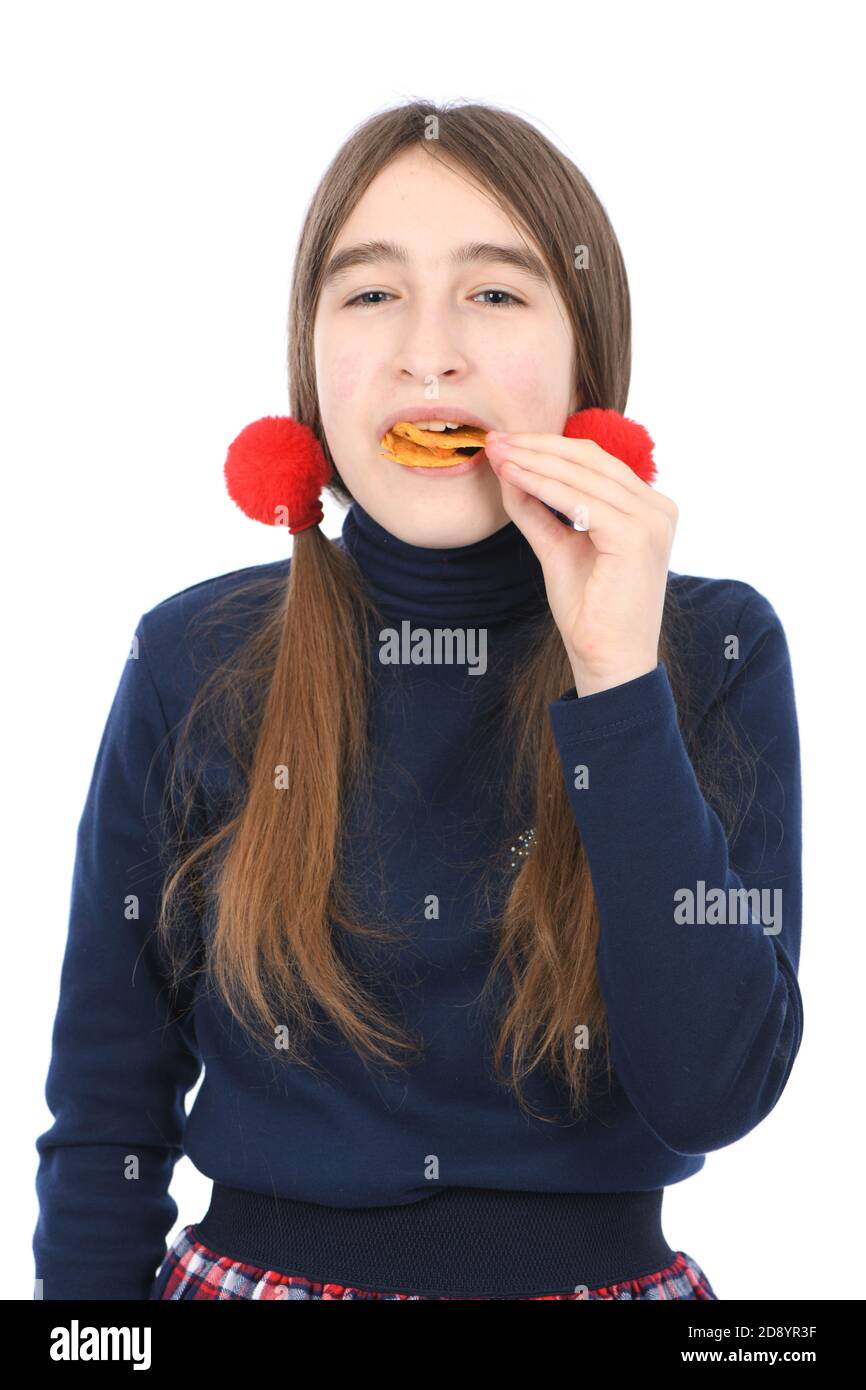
[
  {"x1": 322, "y1": 151, "x2": 558, "y2": 302},
  {"x1": 331, "y1": 146, "x2": 536, "y2": 262}
]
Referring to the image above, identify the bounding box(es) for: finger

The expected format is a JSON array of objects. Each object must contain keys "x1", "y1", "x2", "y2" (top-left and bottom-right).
[
  {"x1": 490, "y1": 431, "x2": 650, "y2": 500},
  {"x1": 495, "y1": 434, "x2": 679, "y2": 521},
  {"x1": 488, "y1": 441, "x2": 639, "y2": 515},
  {"x1": 493, "y1": 459, "x2": 634, "y2": 552},
  {"x1": 493, "y1": 465, "x2": 578, "y2": 559}
]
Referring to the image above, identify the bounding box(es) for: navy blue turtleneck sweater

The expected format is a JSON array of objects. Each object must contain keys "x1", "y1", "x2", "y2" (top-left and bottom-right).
[{"x1": 33, "y1": 500, "x2": 803, "y2": 1299}]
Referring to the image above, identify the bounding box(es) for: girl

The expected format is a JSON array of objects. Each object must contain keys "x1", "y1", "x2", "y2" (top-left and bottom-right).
[{"x1": 33, "y1": 100, "x2": 802, "y2": 1301}]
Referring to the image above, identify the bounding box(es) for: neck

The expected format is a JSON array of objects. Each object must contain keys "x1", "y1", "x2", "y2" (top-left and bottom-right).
[{"x1": 336, "y1": 499, "x2": 548, "y2": 624}]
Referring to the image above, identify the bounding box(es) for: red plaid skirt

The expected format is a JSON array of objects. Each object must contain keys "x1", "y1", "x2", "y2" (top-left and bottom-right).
[{"x1": 150, "y1": 1223, "x2": 718, "y2": 1300}]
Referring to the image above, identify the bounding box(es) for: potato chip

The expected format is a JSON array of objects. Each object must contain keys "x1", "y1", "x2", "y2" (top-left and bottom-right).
[{"x1": 380, "y1": 421, "x2": 487, "y2": 468}]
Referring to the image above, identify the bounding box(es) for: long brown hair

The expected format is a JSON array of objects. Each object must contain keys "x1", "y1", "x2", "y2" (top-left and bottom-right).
[{"x1": 155, "y1": 100, "x2": 753, "y2": 1124}]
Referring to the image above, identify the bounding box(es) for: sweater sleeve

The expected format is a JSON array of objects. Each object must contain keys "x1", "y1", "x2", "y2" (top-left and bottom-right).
[
  {"x1": 546, "y1": 588, "x2": 803, "y2": 1156},
  {"x1": 33, "y1": 613, "x2": 203, "y2": 1299}
]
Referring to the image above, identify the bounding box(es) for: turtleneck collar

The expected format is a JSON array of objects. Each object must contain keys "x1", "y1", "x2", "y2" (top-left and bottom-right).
[{"x1": 336, "y1": 498, "x2": 548, "y2": 623}]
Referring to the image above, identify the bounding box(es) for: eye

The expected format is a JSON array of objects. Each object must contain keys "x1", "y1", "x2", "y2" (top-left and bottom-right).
[
  {"x1": 472, "y1": 289, "x2": 525, "y2": 308},
  {"x1": 345, "y1": 290, "x2": 394, "y2": 308}
]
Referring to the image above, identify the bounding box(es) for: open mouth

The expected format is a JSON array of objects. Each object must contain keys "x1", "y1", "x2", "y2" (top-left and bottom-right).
[{"x1": 379, "y1": 420, "x2": 488, "y2": 468}]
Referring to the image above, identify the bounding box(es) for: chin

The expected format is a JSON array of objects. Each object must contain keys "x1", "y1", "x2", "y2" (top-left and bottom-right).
[{"x1": 381, "y1": 489, "x2": 508, "y2": 547}]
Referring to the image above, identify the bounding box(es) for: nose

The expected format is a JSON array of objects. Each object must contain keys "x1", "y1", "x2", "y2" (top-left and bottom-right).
[{"x1": 391, "y1": 302, "x2": 471, "y2": 384}]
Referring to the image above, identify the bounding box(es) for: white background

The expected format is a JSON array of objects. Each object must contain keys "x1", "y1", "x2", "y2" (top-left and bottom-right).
[{"x1": 5, "y1": 0, "x2": 862, "y2": 1301}]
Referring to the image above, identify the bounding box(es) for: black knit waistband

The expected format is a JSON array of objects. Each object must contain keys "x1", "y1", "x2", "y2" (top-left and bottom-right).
[{"x1": 193, "y1": 1182, "x2": 675, "y2": 1298}]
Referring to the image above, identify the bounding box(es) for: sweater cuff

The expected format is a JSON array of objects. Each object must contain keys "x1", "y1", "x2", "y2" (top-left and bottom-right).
[{"x1": 548, "y1": 662, "x2": 675, "y2": 739}]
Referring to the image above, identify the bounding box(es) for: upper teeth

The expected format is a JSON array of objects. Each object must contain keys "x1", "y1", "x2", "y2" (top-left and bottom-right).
[{"x1": 417, "y1": 420, "x2": 464, "y2": 431}]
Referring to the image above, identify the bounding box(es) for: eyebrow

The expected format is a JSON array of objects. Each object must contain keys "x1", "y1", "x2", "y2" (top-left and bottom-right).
[{"x1": 322, "y1": 239, "x2": 551, "y2": 288}]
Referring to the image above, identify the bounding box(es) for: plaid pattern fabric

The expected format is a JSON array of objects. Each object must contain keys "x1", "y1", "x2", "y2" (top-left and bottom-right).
[{"x1": 149, "y1": 1223, "x2": 717, "y2": 1300}]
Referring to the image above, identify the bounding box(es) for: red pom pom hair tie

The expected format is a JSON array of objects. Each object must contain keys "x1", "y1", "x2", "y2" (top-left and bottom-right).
[
  {"x1": 224, "y1": 416, "x2": 332, "y2": 535},
  {"x1": 563, "y1": 408, "x2": 656, "y2": 484},
  {"x1": 560, "y1": 408, "x2": 656, "y2": 531}
]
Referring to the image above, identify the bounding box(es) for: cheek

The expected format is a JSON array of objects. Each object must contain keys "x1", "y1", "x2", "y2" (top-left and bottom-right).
[
  {"x1": 318, "y1": 351, "x2": 366, "y2": 411},
  {"x1": 496, "y1": 353, "x2": 565, "y2": 426},
  {"x1": 315, "y1": 350, "x2": 371, "y2": 486}
]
